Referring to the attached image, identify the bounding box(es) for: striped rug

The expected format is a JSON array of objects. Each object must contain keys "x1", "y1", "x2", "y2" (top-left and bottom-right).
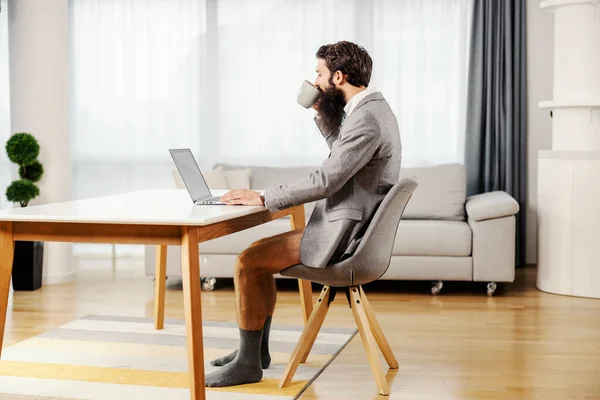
[{"x1": 0, "y1": 315, "x2": 356, "y2": 400}]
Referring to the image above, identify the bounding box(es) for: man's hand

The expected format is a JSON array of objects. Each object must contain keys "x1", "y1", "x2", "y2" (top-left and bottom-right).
[
  {"x1": 312, "y1": 99, "x2": 321, "y2": 112},
  {"x1": 220, "y1": 189, "x2": 264, "y2": 206}
]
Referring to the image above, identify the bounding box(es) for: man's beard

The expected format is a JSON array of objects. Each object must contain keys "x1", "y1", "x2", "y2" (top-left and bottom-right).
[{"x1": 317, "y1": 86, "x2": 346, "y2": 136}]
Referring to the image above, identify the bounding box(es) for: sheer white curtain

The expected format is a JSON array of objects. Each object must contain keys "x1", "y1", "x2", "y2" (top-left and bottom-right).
[
  {"x1": 69, "y1": 0, "x2": 207, "y2": 201},
  {"x1": 67, "y1": 0, "x2": 472, "y2": 255},
  {"x1": 371, "y1": 0, "x2": 473, "y2": 167},
  {"x1": 214, "y1": 0, "x2": 366, "y2": 166},
  {"x1": 0, "y1": 0, "x2": 12, "y2": 210},
  {"x1": 213, "y1": 0, "x2": 472, "y2": 167}
]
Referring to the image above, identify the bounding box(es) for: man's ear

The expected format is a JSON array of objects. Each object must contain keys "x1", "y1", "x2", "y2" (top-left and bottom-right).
[{"x1": 333, "y1": 70, "x2": 345, "y2": 85}]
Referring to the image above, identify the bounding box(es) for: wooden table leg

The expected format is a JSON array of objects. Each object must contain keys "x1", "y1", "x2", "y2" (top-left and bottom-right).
[
  {"x1": 181, "y1": 227, "x2": 205, "y2": 400},
  {"x1": 154, "y1": 245, "x2": 167, "y2": 330},
  {"x1": 0, "y1": 222, "x2": 14, "y2": 358},
  {"x1": 290, "y1": 206, "x2": 313, "y2": 363},
  {"x1": 290, "y1": 206, "x2": 313, "y2": 322}
]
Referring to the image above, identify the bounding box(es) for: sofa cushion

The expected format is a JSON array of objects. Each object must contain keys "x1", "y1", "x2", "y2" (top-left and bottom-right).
[
  {"x1": 214, "y1": 163, "x2": 318, "y2": 189},
  {"x1": 198, "y1": 218, "x2": 471, "y2": 258},
  {"x1": 223, "y1": 168, "x2": 251, "y2": 189},
  {"x1": 393, "y1": 220, "x2": 471, "y2": 256},
  {"x1": 399, "y1": 163, "x2": 466, "y2": 221}
]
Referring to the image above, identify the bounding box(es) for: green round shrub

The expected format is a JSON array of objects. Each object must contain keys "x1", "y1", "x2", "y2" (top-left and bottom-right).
[
  {"x1": 19, "y1": 160, "x2": 44, "y2": 182},
  {"x1": 6, "y1": 179, "x2": 39, "y2": 207},
  {"x1": 6, "y1": 133, "x2": 40, "y2": 166}
]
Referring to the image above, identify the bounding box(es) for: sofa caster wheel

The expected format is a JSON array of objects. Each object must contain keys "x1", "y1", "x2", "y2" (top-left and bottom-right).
[
  {"x1": 201, "y1": 277, "x2": 217, "y2": 291},
  {"x1": 487, "y1": 282, "x2": 497, "y2": 296},
  {"x1": 431, "y1": 281, "x2": 443, "y2": 295}
]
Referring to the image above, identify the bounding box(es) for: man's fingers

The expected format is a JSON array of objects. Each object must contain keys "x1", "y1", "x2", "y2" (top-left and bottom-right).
[
  {"x1": 221, "y1": 189, "x2": 243, "y2": 201},
  {"x1": 222, "y1": 189, "x2": 254, "y2": 205},
  {"x1": 221, "y1": 190, "x2": 234, "y2": 201},
  {"x1": 224, "y1": 196, "x2": 246, "y2": 205}
]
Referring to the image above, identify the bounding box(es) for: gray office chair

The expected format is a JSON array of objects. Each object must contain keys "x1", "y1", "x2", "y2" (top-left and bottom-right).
[{"x1": 278, "y1": 177, "x2": 419, "y2": 396}]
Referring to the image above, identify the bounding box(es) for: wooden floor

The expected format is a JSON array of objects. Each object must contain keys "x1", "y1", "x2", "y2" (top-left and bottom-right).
[{"x1": 3, "y1": 255, "x2": 600, "y2": 399}]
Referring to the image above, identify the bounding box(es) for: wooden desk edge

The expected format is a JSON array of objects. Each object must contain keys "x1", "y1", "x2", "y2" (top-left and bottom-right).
[{"x1": 7, "y1": 206, "x2": 300, "y2": 245}]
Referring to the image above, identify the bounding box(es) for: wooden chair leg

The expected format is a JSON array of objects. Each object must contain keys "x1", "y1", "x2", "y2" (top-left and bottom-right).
[
  {"x1": 279, "y1": 285, "x2": 333, "y2": 389},
  {"x1": 154, "y1": 245, "x2": 167, "y2": 330},
  {"x1": 349, "y1": 286, "x2": 390, "y2": 396},
  {"x1": 359, "y1": 286, "x2": 398, "y2": 369},
  {"x1": 298, "y1": 279, "x2": 313, "y2": 323},
  {"x1": 297, "y1": 279, "x2": 314, "y2": 363}
]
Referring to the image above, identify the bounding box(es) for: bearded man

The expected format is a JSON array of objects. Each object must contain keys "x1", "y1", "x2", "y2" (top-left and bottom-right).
[{"x1": 205, "y1": 40, "x2": 402, "y2": 387}]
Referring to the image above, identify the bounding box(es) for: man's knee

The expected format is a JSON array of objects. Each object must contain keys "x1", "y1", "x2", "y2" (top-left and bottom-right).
[
  {"x1": 235, "y1": 246, "x2": 259, "y2": 273},
  {"x1": 238, "y1": 235, "x2": 274, "y2": 267},
  {"x1": 248, "y1": 236, "x2": 271, "y2": 249}
]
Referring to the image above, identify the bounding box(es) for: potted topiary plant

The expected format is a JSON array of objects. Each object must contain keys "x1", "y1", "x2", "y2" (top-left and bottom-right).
[{"x1": 5, "y1": 132, "x2": 45, "y2": 291}]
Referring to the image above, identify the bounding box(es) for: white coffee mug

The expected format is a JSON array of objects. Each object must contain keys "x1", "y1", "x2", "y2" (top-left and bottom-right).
[{"x1": 297, "y1": 80, "x2": 321, "y2": 109}]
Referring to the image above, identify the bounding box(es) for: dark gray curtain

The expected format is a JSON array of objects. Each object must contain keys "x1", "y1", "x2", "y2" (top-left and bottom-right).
[{"x1": 465, "y1": 0, "x2": 527, "y2": 266}]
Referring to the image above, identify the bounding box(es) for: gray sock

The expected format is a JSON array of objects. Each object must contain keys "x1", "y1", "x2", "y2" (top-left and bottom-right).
[
  {"x1": 205, "y1": 328, "x2": 263, "y2": 387},
  {"x1": 261, "y1": 316, "x2": 272, "y2": 368},
  {"x1": 210, "y1": 316, "x2": 272, "y2": 369}
]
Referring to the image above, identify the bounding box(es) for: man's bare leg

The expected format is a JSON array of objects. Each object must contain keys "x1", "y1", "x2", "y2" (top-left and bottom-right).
[{"x1": 205, "y1": 230, "x2": 303, "y2": 387}]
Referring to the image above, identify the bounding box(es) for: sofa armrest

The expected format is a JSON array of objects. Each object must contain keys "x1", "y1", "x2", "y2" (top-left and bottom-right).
[{"x1": 466, "y1": 191, "x2": 519, "y2": 222}]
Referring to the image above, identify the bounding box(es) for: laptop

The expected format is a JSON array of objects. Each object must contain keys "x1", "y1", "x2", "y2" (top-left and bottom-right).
[{"x1": 169, "y1": 148, "x2": 227, "y2": 205}]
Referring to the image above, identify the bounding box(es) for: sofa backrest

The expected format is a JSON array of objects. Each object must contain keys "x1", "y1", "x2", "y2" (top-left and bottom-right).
[
  {"x1": 399, "y1": 163, "x2": 466, "y2": 221},
  {"x1": 214, "y1": 162, "x2": 467, "y2": 221},
  {"x1": 214, "y1": 163, "x2": 317, "y2": 190}
]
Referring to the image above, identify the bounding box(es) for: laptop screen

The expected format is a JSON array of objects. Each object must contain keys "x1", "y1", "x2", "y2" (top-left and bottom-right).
[{"x1": 169, "y1": 149, "x2": 212, "y2": 202}]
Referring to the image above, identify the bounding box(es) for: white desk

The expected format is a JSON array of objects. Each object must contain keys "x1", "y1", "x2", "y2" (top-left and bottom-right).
[{"x1": 0, "y1": 189, "x2": 312, "y2": 400}]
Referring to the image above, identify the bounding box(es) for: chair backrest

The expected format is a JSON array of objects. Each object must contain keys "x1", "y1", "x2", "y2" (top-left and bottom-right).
[{"x1": 347, "y1": 177, "x2": 419, "y2": 285}]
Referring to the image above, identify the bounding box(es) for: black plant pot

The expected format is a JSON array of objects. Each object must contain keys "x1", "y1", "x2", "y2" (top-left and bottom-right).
[{"x1": 12, "y1": 241, "x2": 44, "y2": 291}]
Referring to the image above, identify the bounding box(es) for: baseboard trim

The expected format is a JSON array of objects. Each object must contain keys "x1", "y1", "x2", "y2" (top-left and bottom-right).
[{"x1": 43, "y1": 270, "x2": 75, "y2": 285}]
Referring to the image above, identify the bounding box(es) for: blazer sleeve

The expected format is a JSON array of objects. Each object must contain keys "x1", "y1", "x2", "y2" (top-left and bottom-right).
[
  {"x1": 264, "y1": 113, "x2": 381, "y2": 212},
  {"x1": 314, "y1": 116, "x2": 340, "y2": 150}
]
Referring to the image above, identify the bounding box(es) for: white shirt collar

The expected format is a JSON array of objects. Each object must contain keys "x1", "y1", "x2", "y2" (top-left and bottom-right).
[{"x1": 343, "y1": 86, "x2": 377, "y2": 117}]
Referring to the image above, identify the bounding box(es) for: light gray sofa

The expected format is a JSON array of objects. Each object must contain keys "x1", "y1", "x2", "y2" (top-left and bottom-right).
[{"x1": 144, "y1": 162, "x2": 520, "y2": 295}]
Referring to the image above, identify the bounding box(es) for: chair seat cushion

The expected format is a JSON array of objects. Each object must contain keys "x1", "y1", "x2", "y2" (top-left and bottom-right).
[
  {"x1": 393, "y1": 220, "x2": 471, "y2": 256},
  {"x1": 280, "y1": 263, "x2": 354, "y2": 287}
]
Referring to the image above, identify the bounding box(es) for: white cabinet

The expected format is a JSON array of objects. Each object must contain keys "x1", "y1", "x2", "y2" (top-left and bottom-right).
[{"x1": 537, "y1": 0, "x2": 600, "y2": 298}]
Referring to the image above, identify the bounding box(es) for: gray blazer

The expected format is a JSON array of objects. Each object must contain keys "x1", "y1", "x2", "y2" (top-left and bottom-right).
[{"x1": 264, "y1": 92, "x2": 402, "y2": 268}]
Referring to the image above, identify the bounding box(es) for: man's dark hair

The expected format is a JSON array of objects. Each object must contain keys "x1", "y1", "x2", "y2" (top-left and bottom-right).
[{"x1": 316, "y1": 41, "x2": 373, "y2": 87}]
